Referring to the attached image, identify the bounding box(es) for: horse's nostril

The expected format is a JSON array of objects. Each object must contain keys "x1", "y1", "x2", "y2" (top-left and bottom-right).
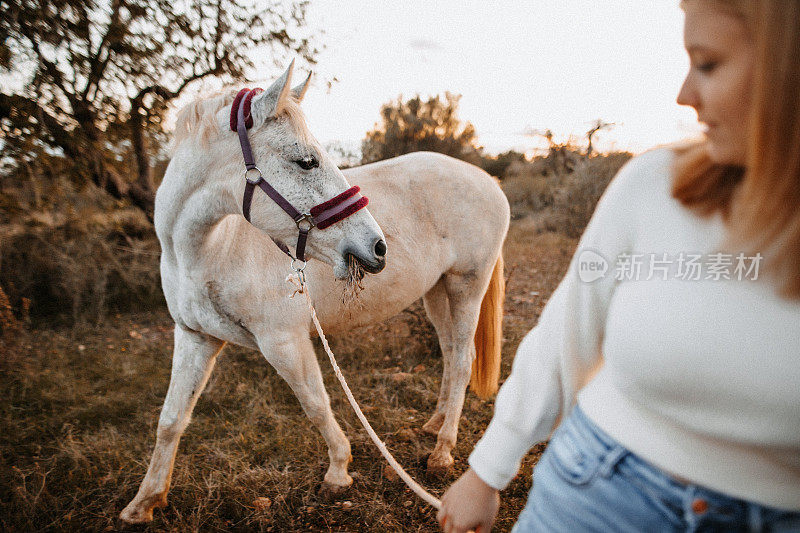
[{"x1": 374, "y1": 238, "x2": 387, "y2": 258}]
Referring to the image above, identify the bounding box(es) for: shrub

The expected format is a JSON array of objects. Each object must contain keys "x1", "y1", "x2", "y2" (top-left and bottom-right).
[
  {"x1": 0, "y1": 210, "x2": 163, "y2": 326},
  {"x1": 500, "y1": 152, "x2": 631, "y2": 236},
  {"x1": 361, "y1": 93, "x2": 483, "y2": 165},
  {"x1": 552, "y1": 152, "x2": 632, "y2": 237},
  {"x1": 478, "y1": 150, "x2": 527, "y2": 178}
]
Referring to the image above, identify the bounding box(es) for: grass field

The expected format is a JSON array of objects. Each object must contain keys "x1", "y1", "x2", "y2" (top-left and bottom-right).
[
  {"x1": 1, "y1": 149, "x2": 630, "y2": 532},
  {"x1": 1, "y1": 220, "x2": 578, "y2": 532}
]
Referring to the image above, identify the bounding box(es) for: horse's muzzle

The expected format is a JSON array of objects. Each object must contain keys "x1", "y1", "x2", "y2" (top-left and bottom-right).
[{"x1": 346, "y1": 238, "x2": 386, "y2": 274}]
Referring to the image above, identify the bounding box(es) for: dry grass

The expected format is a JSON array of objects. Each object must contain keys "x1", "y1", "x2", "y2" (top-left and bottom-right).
[
  {"x1": 0, "y1": 152, "x2": 636, "y2": 531},
  {"x1": 0, "y1": 224, "x2": 577, "y2": 532}
]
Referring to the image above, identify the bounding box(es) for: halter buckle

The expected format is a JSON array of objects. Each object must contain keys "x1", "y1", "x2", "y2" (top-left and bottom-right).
[
  {"x1": 244, "y1": 166, "x2": 263, "y2": 184},
  {"x1": 294, "y1": 213, "x2": 315, "y2": 232}
]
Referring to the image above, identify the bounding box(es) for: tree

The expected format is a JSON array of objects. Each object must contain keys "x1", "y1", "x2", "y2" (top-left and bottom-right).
[
  {"x1": 524, "y1": 127, "x2": 581, "y2": 175},
  {"x1": 0, "y1": 0, "x2": 320, "y2": 218},
  {"x1": 585, "y1": 119, "x2": 615, "y2": 156},
  {"x1": 361, "y1": 92, "x2": 482, "y2": 165}
]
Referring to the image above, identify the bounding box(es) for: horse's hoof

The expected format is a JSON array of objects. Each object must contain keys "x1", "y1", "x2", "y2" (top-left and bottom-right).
[
  {"x1": 421, "y1": 415, "x2": 444, "y2": 435},
  {"x1": 426, "y1": 452, "x2": 454, "y2": 477},
  {"x1": 120, "y1": 493, "x2": 168, "y2": 524},
  {"x1": 318, "y1": 479, "x2": 352, "y2": 502},
  {"x1": 119, "y1": 503, "x2": 154, "y2": 524}
]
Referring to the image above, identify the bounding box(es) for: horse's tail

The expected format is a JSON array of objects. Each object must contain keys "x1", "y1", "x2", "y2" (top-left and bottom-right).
[{"x1": 470, "y1": 253, "x2": 505, "y2": 400}]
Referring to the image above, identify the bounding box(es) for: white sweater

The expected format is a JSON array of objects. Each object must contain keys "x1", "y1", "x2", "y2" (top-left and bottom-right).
[{"x1": 468, "y1": 148, "x2": 800, "y2": 511}]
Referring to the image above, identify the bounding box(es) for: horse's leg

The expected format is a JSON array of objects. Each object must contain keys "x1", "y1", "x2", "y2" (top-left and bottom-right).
[
  {"x1": 120, "y1": 326, "x2": 225, "y2": 523},
  {"x1": 257, "y1": 331, "x2": 353, "y2": 497},
  {"x1": 421, "y1": 278, "x2": 453, "y2": 435},
  {"x1": 427, "y1": 272, "x2": 485, "y2": 473}
]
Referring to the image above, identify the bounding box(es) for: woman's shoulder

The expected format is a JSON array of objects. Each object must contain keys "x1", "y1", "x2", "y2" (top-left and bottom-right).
[
  {"x1": 602, "y1": 145, "x2": 677, "y2": 206},
  {"x1": 583, "y1": 145, "x2": 680, "y2": 235},
  {"x1": 614, "y1": 145, "x2": 675, "y2": 187}
]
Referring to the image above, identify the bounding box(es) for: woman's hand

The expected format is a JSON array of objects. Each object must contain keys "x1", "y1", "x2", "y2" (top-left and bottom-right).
[{"x1": 437, "y1": 467, "x2": 500, "y2": 533}]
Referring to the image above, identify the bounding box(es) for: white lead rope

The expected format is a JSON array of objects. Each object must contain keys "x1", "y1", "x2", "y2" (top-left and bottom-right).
[{"x1": 287, "y1": 272, "x2": 443, "y2": 510}]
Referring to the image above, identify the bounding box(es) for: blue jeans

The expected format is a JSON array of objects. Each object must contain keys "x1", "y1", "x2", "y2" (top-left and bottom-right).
[{"x1": 512, "y1": 406, "x2": 800, "y2": 532}]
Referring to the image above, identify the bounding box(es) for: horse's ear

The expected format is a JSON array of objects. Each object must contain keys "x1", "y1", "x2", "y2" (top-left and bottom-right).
[
  {"x1": 291, "y1": 71, "x2": 312, "y2": 103},
  {"x1": 252, "y1": 60, "x2": 295, "y2": 119}
]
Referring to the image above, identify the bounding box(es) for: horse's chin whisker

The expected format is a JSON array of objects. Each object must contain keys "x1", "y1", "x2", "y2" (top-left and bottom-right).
[{"x1": 341, "y1": 257, "x2": 366, "y2": 306}]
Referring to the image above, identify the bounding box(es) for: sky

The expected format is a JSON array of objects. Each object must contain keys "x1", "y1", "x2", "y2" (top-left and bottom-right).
[
  {"x1": 2, "y1": 1, "x2": 702, "y2": 159},
  {"x1": 281, "y1": 0, "x2": 702, "y2": 157}
]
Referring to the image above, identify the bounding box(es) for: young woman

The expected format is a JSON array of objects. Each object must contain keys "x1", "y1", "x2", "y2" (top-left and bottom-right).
[{"x1": 438, "y1": 1, "x2": 800, "y2": 531}]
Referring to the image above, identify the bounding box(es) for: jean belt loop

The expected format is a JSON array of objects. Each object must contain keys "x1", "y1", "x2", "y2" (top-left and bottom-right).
[
  {"x1": 747, "y1": 502, "x2": 763, "y2": 532},
  {"x1": 597, "y1": 445, "x2": 628, "y2": 478}
]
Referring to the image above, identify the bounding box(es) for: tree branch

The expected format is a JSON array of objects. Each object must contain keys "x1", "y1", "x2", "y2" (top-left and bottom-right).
[
  {"x1": 81, "y1": 0, "x2": 122, "y2": 100},
  {"x1": 17, "y1": 22, "x2": 75, "y2": 110},
  {"x1": 131, "y1": 63, "x2": 225, "y2": 106},
  {"x1": 0, "y1": 93, "x2": 80, "y2": 159}
]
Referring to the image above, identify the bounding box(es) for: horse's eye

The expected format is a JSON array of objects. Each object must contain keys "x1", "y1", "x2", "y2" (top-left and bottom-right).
[{"x1": 294, "y1": 156, "x2": 319, "y2": 170}]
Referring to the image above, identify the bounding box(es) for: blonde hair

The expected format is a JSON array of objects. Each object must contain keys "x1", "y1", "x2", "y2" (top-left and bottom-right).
[{"x1": 673, "y1": 0, "x2": 800, "y2": 299}]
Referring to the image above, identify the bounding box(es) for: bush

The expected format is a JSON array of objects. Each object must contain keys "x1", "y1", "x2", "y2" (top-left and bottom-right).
[
  {"x1": 553, "y1": 152, "x2": 632, "y2": 237},
  {"x1": 0, "y1": 210, "x2": 163, "y2": 326},
  {"x1": 478, "y1": 150, "x2": 527, "y2": 178},
  {"x1": 502, "y1": 158, "x2": 567, "y2": 218},
  {"x1": 500, "y1": 152, "x2": 631, "y2": 237}
]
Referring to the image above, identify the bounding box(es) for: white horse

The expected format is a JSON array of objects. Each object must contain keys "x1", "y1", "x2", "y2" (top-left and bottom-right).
[{"x1": 120, "y1": 62, "x2": 510, "y2": 523}]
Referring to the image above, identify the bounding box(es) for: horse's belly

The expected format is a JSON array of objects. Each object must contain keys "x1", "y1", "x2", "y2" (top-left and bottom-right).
[
  {"x1": 316, "y1": 293, "x2": 420, "y2": 333},
  {"x1": 312, "y1": 265, "x2": 437, "y2": 335}
]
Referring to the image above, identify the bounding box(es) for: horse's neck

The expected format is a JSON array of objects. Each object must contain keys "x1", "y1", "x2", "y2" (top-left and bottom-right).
[{"x1": 156, "y1": 165, "x2": 239, "y2": 268}]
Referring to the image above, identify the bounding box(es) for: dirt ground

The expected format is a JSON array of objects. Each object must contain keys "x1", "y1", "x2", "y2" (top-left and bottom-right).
[{"x1": 0, "y1": 220, "x2": 578, "y2": 532}]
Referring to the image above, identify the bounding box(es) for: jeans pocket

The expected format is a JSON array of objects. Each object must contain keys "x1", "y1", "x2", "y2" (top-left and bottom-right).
[
  {"x1": 547, "y1": 421, "x2": 601, "y2": 486},
  {"x1": 615, "y1": 454, "x2": 685, "y2": 527}
]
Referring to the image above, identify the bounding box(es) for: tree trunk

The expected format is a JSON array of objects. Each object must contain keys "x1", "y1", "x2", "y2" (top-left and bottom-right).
[{"x1": 129, "y1": 103, "x2": 156, "y2": 220}]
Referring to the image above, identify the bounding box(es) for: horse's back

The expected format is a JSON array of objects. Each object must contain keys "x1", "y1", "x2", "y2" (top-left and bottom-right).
[
  {"x1": 345, "y1": 152, "x2": 507, "y2": 211},
  {"x1": 312, "y1": 152, "x2": 509, "y2": 333},
  {"x1": 344, "y1": 152, "x2": 509, "y2": 264}
]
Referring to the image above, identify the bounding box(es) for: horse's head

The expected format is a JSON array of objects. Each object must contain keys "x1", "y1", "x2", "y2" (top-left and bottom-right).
[{"x1": 214, "y1": 62, "x2": 386, "y2": 279}]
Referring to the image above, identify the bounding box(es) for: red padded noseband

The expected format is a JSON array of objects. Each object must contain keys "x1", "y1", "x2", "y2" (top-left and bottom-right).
[{"x1": 310, "y1": 186, "x2": 369, "y2": 229}]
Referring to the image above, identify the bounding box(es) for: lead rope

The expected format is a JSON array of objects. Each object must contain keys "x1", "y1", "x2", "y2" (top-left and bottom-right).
[{"x1": 286, "y1": 270, "x2": 443, "y2": 511}]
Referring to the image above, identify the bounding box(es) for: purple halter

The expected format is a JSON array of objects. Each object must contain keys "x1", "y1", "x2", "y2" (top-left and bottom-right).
[{"x1": 231, "y1": 88, "x2": 369, "y2": 263}]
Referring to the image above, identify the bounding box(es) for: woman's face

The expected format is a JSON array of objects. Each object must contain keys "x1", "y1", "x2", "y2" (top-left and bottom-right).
[{"x1": 677, "y1": 1, "x2": 755, "y2": 166}]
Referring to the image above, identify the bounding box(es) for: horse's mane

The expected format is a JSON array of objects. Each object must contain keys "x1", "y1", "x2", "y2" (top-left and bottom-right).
[
  {"x1": 172, "y1": 88, "x2": 312, "y2": 153},
  {"x1": 172, "y1": 90, "x2": 234, "y2": 151}
]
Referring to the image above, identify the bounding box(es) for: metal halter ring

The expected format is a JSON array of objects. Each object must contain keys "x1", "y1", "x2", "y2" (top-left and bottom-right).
[
  {"x1": 291, "y1": 257, "x2": 307, "y2": 273},
  {"x1": 244, "y1": 166, "x2": 263, "y2": 184},
  {"x1": 294, "y1": 213, "x2": 315, "y2": 232}
]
